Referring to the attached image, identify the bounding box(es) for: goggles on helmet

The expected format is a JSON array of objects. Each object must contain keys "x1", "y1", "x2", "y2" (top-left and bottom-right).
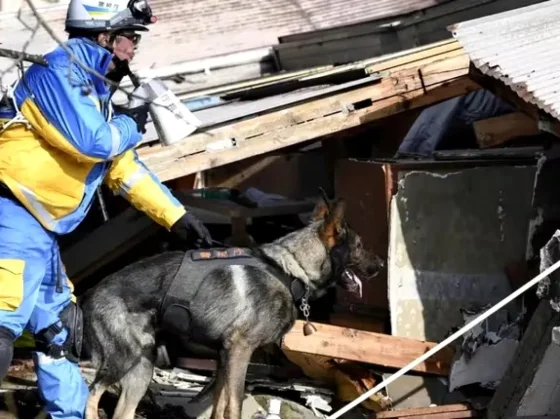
[{"x1": 109, "y1": 0, "x2": 158, "y2": 29}]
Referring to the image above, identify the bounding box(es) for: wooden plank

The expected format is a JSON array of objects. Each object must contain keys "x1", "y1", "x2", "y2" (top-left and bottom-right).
[
  {"x1": 137, "y1": 77, "x2": 389, "y2": 167},
  {"x1": 152, "y1": 76, "x2": 478, "y2": 182},
  {"x1": 137, "y1": 49, "x2": 468, "y2": 168},
  {"x1": 281, "y1": 320, "x2": 454, "y2": 376},
  {"x1": 189, "y1": 74, "x2": 382, "y2": 128},
  {"x1": 374, "y1": 404, "x2": 474, "y2": 419},
  {"x1": 473, "y1": 112, "x2": 540, "y2": 148},
  {"x1": 139, "y1": 54, "x2": 475, "y2": 181},
  {"x1": 374, "y1": 411, "x2": 479, "y2": 419}
]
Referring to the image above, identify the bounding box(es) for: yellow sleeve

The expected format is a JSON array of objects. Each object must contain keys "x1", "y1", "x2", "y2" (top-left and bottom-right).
[{"x1": 104, "y1": 149, "x2": 186, "y2": 230}]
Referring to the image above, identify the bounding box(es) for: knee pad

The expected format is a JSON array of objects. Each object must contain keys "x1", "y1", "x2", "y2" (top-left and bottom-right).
[
  {"x1": 0, "y1": 326, "x2": 16, "y2": 380},
  {"x1": 59, "y1": 301, "x2": 83, "y2": 364},
  {"x1": 35, "y1": 302, "x2": 83, "y2": 364}
]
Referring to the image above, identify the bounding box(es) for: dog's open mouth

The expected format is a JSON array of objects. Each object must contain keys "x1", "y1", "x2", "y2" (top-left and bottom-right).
[{"x1": 341, "y1": 269, "x2": 363, "y2": 298}]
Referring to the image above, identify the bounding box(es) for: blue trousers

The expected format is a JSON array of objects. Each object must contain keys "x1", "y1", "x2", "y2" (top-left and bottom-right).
[{"x1": 0, "y1": 196, "x2": 88, "y2": 418}]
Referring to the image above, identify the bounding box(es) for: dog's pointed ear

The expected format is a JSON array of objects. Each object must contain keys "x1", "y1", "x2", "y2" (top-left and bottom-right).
[
  {"x1": 319, "y1": 199, "x2": 346, "y2": 248},
  {"x1": 311, "y1": 199, "x2": 330, "y2": 221}
]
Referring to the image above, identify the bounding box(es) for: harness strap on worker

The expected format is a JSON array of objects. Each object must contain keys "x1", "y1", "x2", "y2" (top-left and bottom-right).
[{"x1": 34, "y1": 322, "x2": 66, "y2": 359}]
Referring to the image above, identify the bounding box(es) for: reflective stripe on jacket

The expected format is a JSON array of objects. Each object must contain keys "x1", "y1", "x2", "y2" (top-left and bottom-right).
[{"x1": 0, "y1": 37, "x2": 186, "y2": 234}]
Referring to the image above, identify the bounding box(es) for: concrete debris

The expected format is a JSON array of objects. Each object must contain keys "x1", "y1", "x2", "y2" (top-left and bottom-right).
[
  {"x1": 154, "y1": 368, "x2": 210, "y2": 386},
  {"x1": 382, "y1": 374, "x2": 466, "y2": 410},
  {"x1": 448, "y1": 304, "x2": 524, "y2": 392},
  {"x1": 148, "y1": 366, "x2": 335, "y2": 418},
  {"x1": 302, "y1": 393, "x2": 333, "y2": 417},
  {"x1": 537, "y1": 229, "x2": 560, "y2": 312}
]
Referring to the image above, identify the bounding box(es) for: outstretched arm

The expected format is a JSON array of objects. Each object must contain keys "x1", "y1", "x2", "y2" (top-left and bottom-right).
[
  {"x1": 104, "y1": 149, "x2": 213, "y2": 245},
  {"x1": 104, "y1": 149, "x2": 186, "y2": 230}
]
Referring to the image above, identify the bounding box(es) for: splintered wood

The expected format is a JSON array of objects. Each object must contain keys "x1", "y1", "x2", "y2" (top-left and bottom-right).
[
  {"x1": 371, "y1": 404, "x2": 481, "y2": 419},
  {"x1": 137, "y1": 42, "x2": 479, "y2": 182},
  {"x1": 281, "y1": 321, "x2": 454, "y2": 376}
]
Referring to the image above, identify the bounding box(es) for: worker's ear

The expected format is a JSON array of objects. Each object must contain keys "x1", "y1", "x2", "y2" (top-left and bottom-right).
[{"x1": 97, "y1": 32, "x2": 111, "y2": 48}]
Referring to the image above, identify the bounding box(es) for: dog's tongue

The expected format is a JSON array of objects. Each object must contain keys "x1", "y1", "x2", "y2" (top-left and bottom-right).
[{"x1": 343, "y1": 269, "x2": 362, "y2": 298}]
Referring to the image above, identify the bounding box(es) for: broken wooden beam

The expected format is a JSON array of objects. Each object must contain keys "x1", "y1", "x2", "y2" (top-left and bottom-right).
[
  {"x1": 372, "y1": 403, "x2": 480, "y2": 419},
  {"x1": 140, "y1": 54, "x2": 479, "y2": 182},
  {"x1": 473, "y1": 112, "x2": 540, "y2": 148},
  {"x1": 281, "y1": 320, "x2": 454, "y2": 376}
]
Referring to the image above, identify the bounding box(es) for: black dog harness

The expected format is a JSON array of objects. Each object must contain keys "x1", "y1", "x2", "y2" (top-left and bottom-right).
[{"x1": 158, "y1": 247, "x2": 306, "y2": 335}]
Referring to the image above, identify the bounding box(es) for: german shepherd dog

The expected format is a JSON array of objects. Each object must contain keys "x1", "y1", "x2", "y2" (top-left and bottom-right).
[{"x1": 79, "y1": 196, "x2": 384, "y2": 419}]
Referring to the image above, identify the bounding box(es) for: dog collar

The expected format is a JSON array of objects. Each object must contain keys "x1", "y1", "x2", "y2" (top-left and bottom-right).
[
  {"x1": 251, "y1": 249, "x2": 307, "y2": 302},
  {"x1": 260, "y1": 262, "x2": 307, "y2": 302}
]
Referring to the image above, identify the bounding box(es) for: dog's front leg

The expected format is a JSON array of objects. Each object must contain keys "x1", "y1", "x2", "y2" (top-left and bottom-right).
[{"x1": 225, "y1": 340, "x2": 253, "y2": 419}]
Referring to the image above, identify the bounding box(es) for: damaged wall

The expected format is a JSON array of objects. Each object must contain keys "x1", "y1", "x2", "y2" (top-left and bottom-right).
[
  {"x1": 525, "y1": 151, "x2": 560, "y2": 261},
  {"x1": 486, "y1": 299, "x2": 560, "y2": 418},
  {"x1": 388, "y1": 164, "x2": 537, "y2": 342}
]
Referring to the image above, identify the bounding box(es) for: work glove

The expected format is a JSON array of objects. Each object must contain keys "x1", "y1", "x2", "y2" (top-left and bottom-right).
[
  {"x1": 114, "y1": 103, "x2": 150, "y2": 134},
  {"x1": 170, "y1": 212, "x2": 213, "y2": 248}
]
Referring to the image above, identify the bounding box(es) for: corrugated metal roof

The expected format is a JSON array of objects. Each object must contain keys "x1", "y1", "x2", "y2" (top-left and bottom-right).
[
  {"x1": 0, "y1": 0, "x2": 443, "y2": 83},
  {"x1": 450, "y1": 0, "x2": 560, "y2": 119}
]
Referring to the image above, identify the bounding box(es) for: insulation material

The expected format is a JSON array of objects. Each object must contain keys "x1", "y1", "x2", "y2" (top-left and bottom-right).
[
  {"x1": 537, "y1": 229, "x2": 560, "y2": 312},
  {"x1": 448, "y1": 305, "x2": 523, "y2": 392}
]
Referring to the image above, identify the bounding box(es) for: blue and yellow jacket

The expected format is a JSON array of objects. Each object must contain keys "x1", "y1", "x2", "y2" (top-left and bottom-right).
[{"x1": 0, "y1": 37, "x2": 186, "y2": 234}]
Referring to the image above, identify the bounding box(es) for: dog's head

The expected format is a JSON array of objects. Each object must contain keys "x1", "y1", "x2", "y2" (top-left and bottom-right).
[{"x1": 310, "y1": 195, "x2": 385, "y2": 298}]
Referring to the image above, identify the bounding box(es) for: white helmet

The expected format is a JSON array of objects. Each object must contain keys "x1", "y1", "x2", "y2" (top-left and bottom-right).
[{"x1": 65, "y1": 0, "x2": 157, "y2": 33}]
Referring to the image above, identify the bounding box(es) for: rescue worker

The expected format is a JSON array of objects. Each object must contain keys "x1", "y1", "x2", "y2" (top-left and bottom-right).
[{"x1": 0, "y1": 0, "x2": 212, "y2": 417}]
